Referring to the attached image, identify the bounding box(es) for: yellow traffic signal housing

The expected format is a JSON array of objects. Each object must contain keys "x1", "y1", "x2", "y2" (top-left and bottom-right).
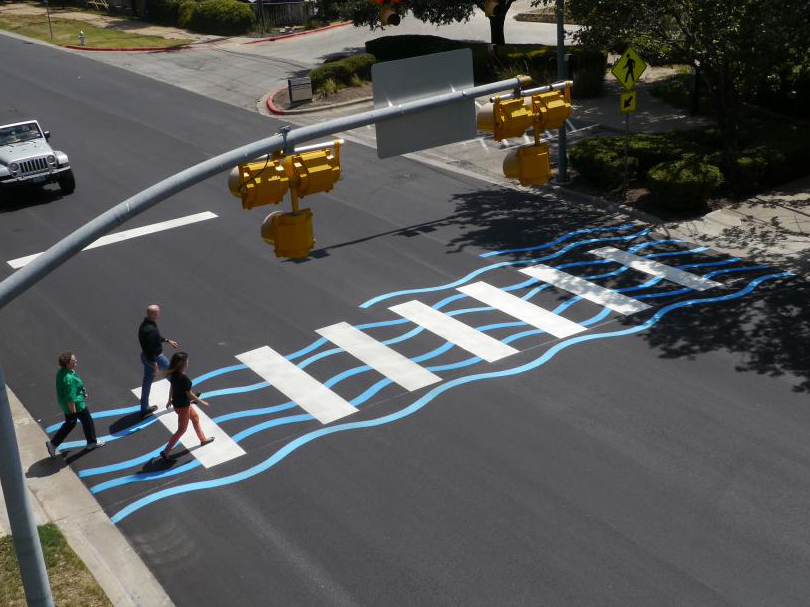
[
  {"x1": 261, "y1": 208, "x2": 315, "y2": 259},
  {"x1": 532, "y1": 90, "x2": 571, "y2": 131},
  {"x1": 380, "y1": 6, "x2": 401, "y2": 26},
  {"x1": 228, "y1": 158, "x2": 289, "y2": 209},
  {"x1": 282, "y1": 140, "x2": 341, "y2": 200},
  {"x1": 484, "y1": 0, "x2": 501, "y2": 18},
  {"x1": 503, "y1": 143, "x2": 550, "y2": 186}
]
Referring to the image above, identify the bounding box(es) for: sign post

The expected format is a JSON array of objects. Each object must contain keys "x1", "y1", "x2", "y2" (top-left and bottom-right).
[{"x1": 611, "y1": 46, "x2": 646, "y2": 197}]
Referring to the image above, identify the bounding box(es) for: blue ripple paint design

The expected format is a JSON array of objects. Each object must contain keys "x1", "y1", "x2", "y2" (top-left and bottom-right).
[{"x1": 109, "y1": 272, "x2": 792, "y2": 522}]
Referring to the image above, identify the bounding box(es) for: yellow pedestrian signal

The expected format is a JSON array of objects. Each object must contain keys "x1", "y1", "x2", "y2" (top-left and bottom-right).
[
  {"x1": 230, "y1": 138, "x2": 341, "y2": 259},
  {"x1": 380, "y1": 7, "x2": 400, "y2": 26},
  {"x1": 228, "y1": 157, "x2": 289, "y2": 209},
  {"x1": 503, "y1": 143, "x2": 550, "y2": 186},
  {"x1": 282, "y1": 140, "x2": 341, "y2": 200},
  {"x1": 261, "y1": 208, "x2": 315, "y2": 259},
  {"x1": 476, "y1": 81, "x2": 572, "y2": 186},
  {"x1": 484, "y1": 0, "x2": 501, "y2": 18}
]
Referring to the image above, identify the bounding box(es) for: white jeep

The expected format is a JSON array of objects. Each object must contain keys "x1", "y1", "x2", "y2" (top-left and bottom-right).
[{"x1": 0, "y1": 120, "x2": 75, "y2": 195}]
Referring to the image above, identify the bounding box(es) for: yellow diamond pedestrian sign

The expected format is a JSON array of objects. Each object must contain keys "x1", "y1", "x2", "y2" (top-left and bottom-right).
[
  {"x1": 611, "y1": 46, "x2": 647, "y2": 90},
  {"x1": 620, "y1": 90, "x2": 637, "y2": 113}
]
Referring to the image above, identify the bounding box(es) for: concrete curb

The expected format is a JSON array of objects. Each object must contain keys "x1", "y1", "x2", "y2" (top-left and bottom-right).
[
  {"x1": 0, "y1": 386, "x2": 174, "y2": 607},
  {"x1": 64, "y1": 43, "x2": 192, "y2": 52},
  {"x1": 267, "y1": 86, "x2": 373, "y2": 115},
  {"x1": 242, "y1": 20, "x2": 352, "y2": 44}
]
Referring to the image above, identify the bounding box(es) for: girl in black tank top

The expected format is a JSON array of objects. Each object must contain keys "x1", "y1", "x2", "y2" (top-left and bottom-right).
[{"x1": 160, "y1": 352, "x2": 214, "y2": 460}]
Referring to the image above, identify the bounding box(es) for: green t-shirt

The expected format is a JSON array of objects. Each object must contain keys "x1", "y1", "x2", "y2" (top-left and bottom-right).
[{"x1": 55, "y1": 368, "x2": 86, "y2": 414}]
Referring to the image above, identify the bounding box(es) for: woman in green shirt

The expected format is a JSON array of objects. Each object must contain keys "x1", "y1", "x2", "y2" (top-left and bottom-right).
[{"x1": 46, "y1": 351, "x2": 105, "y2": 457}]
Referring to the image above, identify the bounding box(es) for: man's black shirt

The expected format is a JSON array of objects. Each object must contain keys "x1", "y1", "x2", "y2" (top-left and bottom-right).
[{"x1": 138, "y1": 318, "x2": 164, "y2": 361}]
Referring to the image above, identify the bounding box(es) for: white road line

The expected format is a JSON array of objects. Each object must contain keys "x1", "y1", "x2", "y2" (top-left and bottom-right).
[
  {"x1": 389, "y1": 300, "x2": 518, "y2": 362},
  {"x1": 236, "y1": 346, "x2": 358, "y2": 424},
  {"x1": 478, "y1": 137, "x2": 488, "y2": 150},
  {"x1": 519, "y1": 264, "x2": 650, "y2": 315},
  {"x1": 132, "y1": 380, "x2": 246, "y2": 468},
  {"x1": 591, "y1": 246, "x2": 722, "y2": 291},
  {"x1": 316, "y1": 322, "x2": 441, "y2": 391},
  {"x1": 457, "y1": 281, "x2": 586, "y2": 339},
  {"x1": 7, "y1": 211, "x2": 218, "y2": 269}
]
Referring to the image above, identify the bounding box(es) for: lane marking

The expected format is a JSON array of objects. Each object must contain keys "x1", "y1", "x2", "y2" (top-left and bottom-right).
[
  {"x1": 236, "y1": 346, "x2": 358, "y2": 424},
  {"x1": 519, "y1": 264, "x2": 650, "y2": 315},
  {"x1": 316, "y1": 321, "x2": 441, "y2": 391},
  {"x1": 132, "y1": 380, "x2": 246, "y2": 468},
  {"x1": 389, "y1": 300, "x2": 518, "y2": 362},
  {"x1": 7, "y1": 211, "x2": 218, "y2": 269},
  {"x1": 457, "y1": 281, "x2": 586, "y2": 339},
  {"x1": 590, "y1": 246, "x2": 722, "y2": 291}
]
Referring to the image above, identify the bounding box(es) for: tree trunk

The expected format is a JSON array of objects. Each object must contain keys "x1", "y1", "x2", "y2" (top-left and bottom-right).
[{"x1": 489, "y1": 1, "x2": 511, "y2": 45}]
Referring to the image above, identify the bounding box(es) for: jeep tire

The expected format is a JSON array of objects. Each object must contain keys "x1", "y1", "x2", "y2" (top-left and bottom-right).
[{"x1": 58, "y1": 169, "x2": 75, "y2": 195}]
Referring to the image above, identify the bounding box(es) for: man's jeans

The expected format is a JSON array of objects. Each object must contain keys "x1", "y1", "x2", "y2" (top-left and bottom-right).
[{"x1": 140, "y1": 352, "x2": 169, "y2": 413}]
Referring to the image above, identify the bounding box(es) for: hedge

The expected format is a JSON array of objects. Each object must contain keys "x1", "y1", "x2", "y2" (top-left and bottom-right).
[
  {"x1": 364, "y1": 35, "x2": 606, "y2": 98},
  {"x1": 647, "y1": 155, "x2": 724, "y2": 211},
  {"x1": 569, "y1": 137, "x2": 636, "y2": 190},
  {"x1": 309, "y1": 53, "x2": 376, "y2": 91},
  {"x1": 146, "y1": 0, "x2": 180, "y2": 25},
  {"x1": 187, "y1": 0, "x2": 254, "y2": 35}
]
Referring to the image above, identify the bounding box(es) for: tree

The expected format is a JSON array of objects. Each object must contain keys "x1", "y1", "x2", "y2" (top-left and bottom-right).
[
  {"x1": 533, "y1": 0, "x2": 810, "y2": 152},
  {"x1": 333, "y1": 1, "x2": 518, "y2": 45}
]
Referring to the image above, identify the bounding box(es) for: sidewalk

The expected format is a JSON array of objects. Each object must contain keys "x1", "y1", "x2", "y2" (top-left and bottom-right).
[{"x1": 0, "y1": 386, "x2": 174, "y2": 607}]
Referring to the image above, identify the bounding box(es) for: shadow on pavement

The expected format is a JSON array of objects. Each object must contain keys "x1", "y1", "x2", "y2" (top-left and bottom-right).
[{"x1": 26, "y1": 456, "x2": 67, "y2": 478}]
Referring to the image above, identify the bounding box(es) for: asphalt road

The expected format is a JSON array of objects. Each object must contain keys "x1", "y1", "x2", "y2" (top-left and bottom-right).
[{"x1": 3, "y1": 34, "x2": 810, "y2": 607}]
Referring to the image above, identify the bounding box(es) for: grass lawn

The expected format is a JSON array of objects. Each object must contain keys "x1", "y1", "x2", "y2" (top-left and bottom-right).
[
  {"x1": 0, "y1": 12, "x2": 192, "y2": 47},
  {"x1": 0, "y1": 524, "x2": 111, "y2": 607}
]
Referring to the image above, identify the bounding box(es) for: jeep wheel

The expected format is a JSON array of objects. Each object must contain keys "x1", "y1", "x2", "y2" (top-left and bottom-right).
[{"x1": 58, "y1": 170, "x2": 75, "y2": 195}]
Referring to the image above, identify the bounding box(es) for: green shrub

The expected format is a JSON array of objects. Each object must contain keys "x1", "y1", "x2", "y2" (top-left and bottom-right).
[
  {"x1": 703, "y1": 150, "x2": 768, "y2": 196},
  {"x1": 628, "y1": 133, "x2": 700, "y2": 173},
  {"x1": 310, "y1": 53, "x2": 375, "y2": 90},
  {"x1": 570, "y1": 137, "x2": 635, "y2": 189},
  {"x1": 569, "y1": 50, "x2": 607, "y2": 98},
  {"x1": 647, "y1": 155, "x2": 724, "y2": 210},
  {"x1": 177, "y1": 0, "x2": 197, "y2": 28},
  {"x1": 146, "y1": 0, "x2": 180, "y2": 25},
  {"x1": 187, "y1": 0, "x2": 254, "y2": 35}
]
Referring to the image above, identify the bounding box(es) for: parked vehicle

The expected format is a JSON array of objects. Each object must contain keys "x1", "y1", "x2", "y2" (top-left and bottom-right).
[{"x1": 0, "y1": 120, "x2": 75, "y2": 196}]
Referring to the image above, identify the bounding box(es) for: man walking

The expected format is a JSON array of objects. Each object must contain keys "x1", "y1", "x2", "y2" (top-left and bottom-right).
[
  {"x1": 46, "y1": 351, "x2": 105, "y2": 456},
  {"x1": 138, "y1": 304, "x2": 178, "y2": 417}
]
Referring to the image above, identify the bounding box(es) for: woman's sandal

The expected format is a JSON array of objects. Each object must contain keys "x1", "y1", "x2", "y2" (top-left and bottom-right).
[{"x1": 200, "y1": 437, "x2": 215, "y2": 446}]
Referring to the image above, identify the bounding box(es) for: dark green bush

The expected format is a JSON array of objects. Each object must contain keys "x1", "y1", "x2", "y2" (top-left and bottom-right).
[
  {"x1": 187, "y1": 0, "x2": 254, "y2": 35},
  {"x1": 146, "y1": 0, "x2": 180, "y2": 25},
  {"x1": 177, "y1": 0, "x2": 197, "y2": 28},
  {"x1": 703, "y1": 150, "x2": 768, "y2": 196},
  {"x1": 569, "y1": 50, "x2": 607, "y2": 98},
  {"x1": 570, "y1": 137, "x2": 635, "y2": 189},
  {"x1": 310, "y1": 54, "x2": 375, "y2": 91},
  {"x1": 628, "y1": 133, "x2": 700, "y2": 173},
  {"x1": 647, "y1": 155, "x2": 724, "y2": 210}
]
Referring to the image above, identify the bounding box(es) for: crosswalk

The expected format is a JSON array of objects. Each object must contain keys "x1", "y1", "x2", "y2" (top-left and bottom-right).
[{"x1": 141, "y1": 245, "x2": 726, "y2": 468}]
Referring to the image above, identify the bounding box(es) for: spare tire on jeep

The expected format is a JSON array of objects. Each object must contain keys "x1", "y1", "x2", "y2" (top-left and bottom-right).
[{"x1": 58, "y1": 169, "x2": 75, "y2": 195}]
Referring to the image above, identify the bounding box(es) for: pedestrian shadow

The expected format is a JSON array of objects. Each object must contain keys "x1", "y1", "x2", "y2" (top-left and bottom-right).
[
  {"x1": 26, "y1": 456, "x2": 67, "y2": 478},
  {"x1": 108, "y1": 411, "x2": 147, "y2": 434}
]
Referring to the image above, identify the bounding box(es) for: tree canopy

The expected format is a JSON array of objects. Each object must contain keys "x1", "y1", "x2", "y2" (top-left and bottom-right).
[
  {"x1": 331, "y1": 0, "x2": 519, "y2": 44},
  {"x1": 533, "y1": 0, "x2": 810, "y2": 150}
]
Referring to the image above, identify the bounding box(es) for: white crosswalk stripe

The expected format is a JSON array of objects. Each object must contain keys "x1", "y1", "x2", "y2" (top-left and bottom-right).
[
  {"x1": 132, "y1": 381, "x2": 246, "y2": 468},
  {"x1": 519, "y1": 264, "x2": 650, "y2": 315},
  {"x1": 457, "y1": 281, "x2": 586, "y2": 339},
  {"x1": 236, "y1": 346, "x2": 358, "y2": 424},
  {"x1": 390, "y1": 300, "x2": 518, "y2": 362},
  {"x1": 316, "y1": 321, "x2": 441, "y2": 391},
  {"x1": 590, "y1": 246, "x2": 722, "y2": 291}
]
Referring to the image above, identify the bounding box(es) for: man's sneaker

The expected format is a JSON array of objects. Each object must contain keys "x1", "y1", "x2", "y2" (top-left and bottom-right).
[
  {"x1": 87, "y1": 440, "x2": 106, "y2": 450},
  {"x1": 141, "y1": 405, "x2": 158, "y2": 417},
  {"x1": 45, "y1": 440, "x2": 57, "y2": 458}
]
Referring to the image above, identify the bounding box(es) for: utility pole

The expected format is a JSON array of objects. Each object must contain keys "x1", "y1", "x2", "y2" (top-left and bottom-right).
[
  {"x1": 555, "y1": 0, "x2": 569, "y2": 182},
  {"x1": 0, "y1": 370, "x2": 54, "y2": 607}
]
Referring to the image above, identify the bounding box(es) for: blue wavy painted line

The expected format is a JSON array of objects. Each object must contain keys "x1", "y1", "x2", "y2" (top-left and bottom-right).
[
  {"x1": 88, "y1": 292, "x2": 618, "y2": 491},
  {"x1": 480, "y1": 221, "x2": 636, "y2": 257},
  {"x1": 359, "y1": 227, "x2": 653, "y2": 308},
  {"x1": 110, "y1": 272, "x2": 791, "y2": 522},
  {"x1": 85, "y1": 258, "x2": 766, "y2": 483},
  {"x1": 87, "y1": 259, "x2": 763, "y2": 483}
]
